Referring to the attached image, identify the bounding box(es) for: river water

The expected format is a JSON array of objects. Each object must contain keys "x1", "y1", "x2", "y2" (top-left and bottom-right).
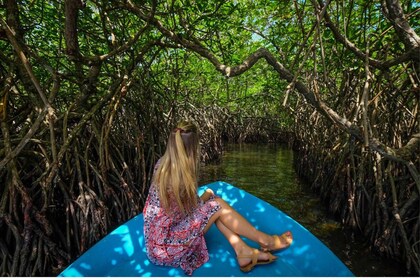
[{"x1": 198, "y1": 143, "x2": 407, "y2": 277}]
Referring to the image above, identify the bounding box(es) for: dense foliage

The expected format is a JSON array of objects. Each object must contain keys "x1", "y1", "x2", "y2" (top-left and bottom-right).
[{"x1": 0, "y1": 0, "x2": 419, "y2": 276}]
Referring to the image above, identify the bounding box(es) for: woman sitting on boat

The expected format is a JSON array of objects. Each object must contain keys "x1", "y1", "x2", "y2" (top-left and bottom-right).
[{"x1": 143, "y1": 120, "x2": 293, "y2": 275}]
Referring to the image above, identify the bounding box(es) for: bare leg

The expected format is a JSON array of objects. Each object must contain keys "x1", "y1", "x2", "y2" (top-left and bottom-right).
[
  {"x1": 205, "y1": 197, "x2": 272, "y2": 248},
  {"x1": 204, "y1": 197, "x2": 292, "y2": 251},
  {"x1": 214, "y1": 219, "x2": 274, "y2": 267}
]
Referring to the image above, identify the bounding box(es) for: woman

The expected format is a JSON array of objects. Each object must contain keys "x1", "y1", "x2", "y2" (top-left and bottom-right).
[{"x1": 143, "y1": 120, "x2": 293, "y2": 275}]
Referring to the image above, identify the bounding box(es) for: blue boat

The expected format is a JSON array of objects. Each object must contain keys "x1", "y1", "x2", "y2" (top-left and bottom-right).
[{"x1": 59, "y1": 181, "x2": 354, "y2": 277}]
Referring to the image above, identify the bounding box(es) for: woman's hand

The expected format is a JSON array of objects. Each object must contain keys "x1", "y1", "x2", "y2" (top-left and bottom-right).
[{"x1": 200, "y1": 188, "x2": 214, "y2": 202}]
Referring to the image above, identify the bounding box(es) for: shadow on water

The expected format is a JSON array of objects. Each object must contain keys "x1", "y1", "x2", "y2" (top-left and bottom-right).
[{"x1": 199, "y1": 143, "x2": 407, "y2": 277}]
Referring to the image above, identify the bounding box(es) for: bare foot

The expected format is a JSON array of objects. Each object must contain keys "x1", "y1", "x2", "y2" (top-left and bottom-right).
[{"x1": 262, "y1": 231, "x2": 293, "y2": 252}]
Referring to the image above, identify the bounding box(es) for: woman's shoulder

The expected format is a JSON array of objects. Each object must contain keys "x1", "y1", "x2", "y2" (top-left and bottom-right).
[
  {"x1": 153, "y1": 157, "x2": 163, "y2": 171},
  {"x1": 156, "y1": 157, "x2": 164, "y2": 166}
]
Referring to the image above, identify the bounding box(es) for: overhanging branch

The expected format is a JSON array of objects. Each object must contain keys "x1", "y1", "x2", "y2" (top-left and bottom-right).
[{"x1": 125, "y1": 0, "x2": 418, "y2": 166}]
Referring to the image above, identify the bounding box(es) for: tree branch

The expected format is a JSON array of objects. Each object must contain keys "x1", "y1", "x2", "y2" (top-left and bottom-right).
[
  {"x1": 64, "y1": 0, "x2": 85, "y2": 60},
  {"x1": 318, "y1": 0, "x2": 419, "y2": 70},
  {"x1": 384, "y1": 0, "x2": 420, "y2": 49},
  {"x1": 125, "y1": 0, "x2": 419, "y2": 167}
]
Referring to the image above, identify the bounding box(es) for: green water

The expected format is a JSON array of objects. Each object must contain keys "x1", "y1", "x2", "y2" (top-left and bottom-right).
[{"x1": 199, "y1": 143, "x2": 406, "y2": 277}]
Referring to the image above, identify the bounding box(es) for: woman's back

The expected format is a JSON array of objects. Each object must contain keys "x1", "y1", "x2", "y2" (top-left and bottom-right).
[{"x1": 143, "y1": 164, "x2": 220, "y2": 275}]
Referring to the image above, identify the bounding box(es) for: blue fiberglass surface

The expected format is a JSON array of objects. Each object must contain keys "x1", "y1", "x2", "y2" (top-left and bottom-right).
[{"x1": 58, "y1": 181, "x2": 354, "y2": 277}]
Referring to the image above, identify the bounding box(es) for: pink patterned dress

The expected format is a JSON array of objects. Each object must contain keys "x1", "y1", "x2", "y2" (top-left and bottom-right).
[{"x1": 143, "y1": 161, "x2": 221, "y2": 275}]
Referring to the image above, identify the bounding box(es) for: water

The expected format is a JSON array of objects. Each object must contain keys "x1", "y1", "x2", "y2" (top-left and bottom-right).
[{"x1": 199, "y1": 143, "x2": 407, "y2": 277}]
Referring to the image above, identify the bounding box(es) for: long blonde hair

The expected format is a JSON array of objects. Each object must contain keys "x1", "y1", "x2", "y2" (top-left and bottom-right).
[{"x1": 154, "y1": 121, "x2": 200, "y2": 214}]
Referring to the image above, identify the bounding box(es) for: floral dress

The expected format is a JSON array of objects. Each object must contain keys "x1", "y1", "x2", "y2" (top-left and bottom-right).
[{"x1": 143, "y1": 161, "x2": 221, "y2": 275}]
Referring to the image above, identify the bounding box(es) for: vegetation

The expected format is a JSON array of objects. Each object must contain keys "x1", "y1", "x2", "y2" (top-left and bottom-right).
[{"x1": 0, "y1": 0, "x2": 418, "y2": 276}]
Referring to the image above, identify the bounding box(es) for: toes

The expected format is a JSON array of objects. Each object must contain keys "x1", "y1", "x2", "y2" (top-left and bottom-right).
[{"x1": 282, "y1": 231, "x2": 293, "y2": 244}]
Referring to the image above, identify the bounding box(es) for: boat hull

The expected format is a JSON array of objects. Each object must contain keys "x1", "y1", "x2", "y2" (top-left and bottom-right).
[{"x1": 59, "y1": 181, "x2": 354, "y2": 277}]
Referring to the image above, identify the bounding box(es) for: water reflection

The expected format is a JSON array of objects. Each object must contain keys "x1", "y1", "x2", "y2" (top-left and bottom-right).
[{"x1": 199, "y1": 143, "x2": 406, "y2": 277}]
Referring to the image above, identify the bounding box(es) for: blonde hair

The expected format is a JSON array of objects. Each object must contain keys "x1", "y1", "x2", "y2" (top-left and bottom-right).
[{"x1": 154, "y1": 121, "x2": 200, "y2": 214}]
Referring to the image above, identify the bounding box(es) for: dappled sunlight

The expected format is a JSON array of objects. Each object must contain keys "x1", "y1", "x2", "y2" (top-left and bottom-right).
[
  {"x1": 255, "y1": 202, "x2": 266, "y2": 213},
  {"x1": 59, "y1": 181, "x2": 353, "y2": 277}
]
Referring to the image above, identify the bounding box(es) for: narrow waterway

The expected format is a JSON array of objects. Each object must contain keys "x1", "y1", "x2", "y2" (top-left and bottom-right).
[{"x1": 198, "y1": 143, "x2": 407, "y2": 277}]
